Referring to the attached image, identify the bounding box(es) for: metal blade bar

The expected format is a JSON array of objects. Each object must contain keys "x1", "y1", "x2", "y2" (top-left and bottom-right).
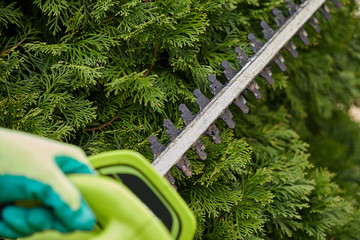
[{"x1": 152, "y1": 0, "x2": 327, "y2": 176}]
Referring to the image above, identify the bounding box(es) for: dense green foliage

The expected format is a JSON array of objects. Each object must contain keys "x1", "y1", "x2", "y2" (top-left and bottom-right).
[{"x1": 1, "y1": 0, "x2": 360, "y2": 239}]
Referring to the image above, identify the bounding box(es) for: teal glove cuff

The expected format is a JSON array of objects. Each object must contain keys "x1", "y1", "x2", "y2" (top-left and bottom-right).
[
  {"x1": 0, "y1": 156, "x2": 96, "y2": 239},
  {"x1": 0, "y1": 176, "x2": 95, "y2": 238},
  {"x1": 0, "y1": 128, "x2": 97, "y2": 239}
]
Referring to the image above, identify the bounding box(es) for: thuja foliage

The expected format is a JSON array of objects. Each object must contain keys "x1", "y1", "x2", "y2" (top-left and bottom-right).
[
  {"x1": 275, "y1": 4, "x2": 360, "y2": 239},
  {"x1": 1, "y1": 0, "x2": 360, "y2": 239}
]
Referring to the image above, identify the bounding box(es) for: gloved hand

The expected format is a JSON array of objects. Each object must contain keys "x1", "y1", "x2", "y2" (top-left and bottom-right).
[{"x1": 0, "y1": 128, "x2": 96, "y2": 239}]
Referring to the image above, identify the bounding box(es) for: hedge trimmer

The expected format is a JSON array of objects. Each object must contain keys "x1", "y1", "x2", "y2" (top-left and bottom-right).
[{"x1": 149, "y1": 0, "x2": 342, "y2": 186}]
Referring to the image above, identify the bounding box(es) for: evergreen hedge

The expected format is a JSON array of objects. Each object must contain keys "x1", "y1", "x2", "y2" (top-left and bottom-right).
[{"x1": 1, "y1": 0, "x2": 360, "y2": 239}]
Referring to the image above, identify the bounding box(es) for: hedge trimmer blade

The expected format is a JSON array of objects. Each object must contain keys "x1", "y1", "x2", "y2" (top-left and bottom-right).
[{"x1": 148, "y1": 0, "x2": 341, "y2": 186}]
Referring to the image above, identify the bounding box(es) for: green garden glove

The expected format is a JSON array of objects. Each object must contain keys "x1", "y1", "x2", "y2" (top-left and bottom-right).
[{"x1": 0, "y1": 128, "x2": 96, "y2": 239}]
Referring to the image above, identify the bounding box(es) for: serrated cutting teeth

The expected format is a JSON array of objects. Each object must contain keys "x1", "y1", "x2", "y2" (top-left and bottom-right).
[
  {"x1": 164, "y1": 119, "x2": 207, "y2": 161},
  {"x1": 298, "y1": 28, "x2": 310, "y2": 45},
  {"x1": 261, "y1": 20, "x2": 298, "y2": 59},
  {"x1": 248, "y1": 33, "x2": 262, "y2": 53},
  {"x1": 248, "y1": 33, "x2": 287, "y2": 71},
  {"x1": 222, "y1": 60, "x2": 262, "y2": 99},
  {"x1": 208, "y1": 73, "x2": 249, "y2": 114},
  {"x1": 149, "y1": 132, "x2": 192, "y2": 180},
  {"x1": 194, "y1": 140, "x2": 207, "y2": 160},
  {"x1": 149, "y1": 0, "x2": 340, "y2": 186},
  {"x1": 221, "y1": 60, "x2": 238, "y2": 80},
  {"x1": 206, "y1": 124, "x2": 221, "y2": 144},
  {"x1": 272, "y1": 8, "x2": 286, "y2": 27},
  {"x1": 273, "y1": 7, "x2": 310, "y2": 45},
  {"x1": 235, "y1": 47, "x2": 275, "y2": 85},
  {"x1": 332, "y1": 0, "x2": 342, "y2": 8},
  {"x1": 179, "y1": 103, "x2": 195, "y2": 125},
  {"x1": 248, "y1": 81, "x2": 262, "y2": 99},
  {"x1": 285, "y1": 0, "x2": 298, "y2": 15},
  {"x1": 180, "y1": 103, "x2": 221, "y2": 144},
  {"x1": 273, "y1": 54, "x2": 287, "y2": 72},
  {"x1": 208, "y1": 74, "x2": 224, "y2": 95},
  {"x1": 165, "y1": 172, "x2": 176, "y2": 189},
  {"x1": 194, "y1": 89, "x2": 235, "y2": 129},
  {"x1": 194, "y1": 89, "x2": 210, "y2": 110},
  {"x1": 233, "y1": 96, "x2": 249, "y2": 114},
  {"x1": 261, "y1": 20, "x2": 275, "y2": 40},
  {"x1": 234, "y1": 47, "x2": 250, "y2": 66},
  {"x1": 175, "y1": 158, "x2": 192, "y2": 177},
  {"x1": 297, "y1": 1, "x2": 322, "y2": 33},
  {"x1": 220, "y1": 109, "x2": 236, "y2": 128},
  {"x1": 148, "y1": 135, "x2": 177, "y2": 187},
  {"x1": 309, "y1": 17, "x2": 321, "y2": 33},
  {"x1": 148, "y1": 135, "x2": 166, "y2": 159},
  {"x1": 286, "y1": 41, "x2": 299, "y2": 58},
  {"x1": 260, "y1": 67, "x2": 275, "y2": 85},
  {"x1": 321, "y1": 4, "x2": 332, "y2": 20},
  {"x1": 163, "y1": 119, "x2": 181, "y2": 140}
]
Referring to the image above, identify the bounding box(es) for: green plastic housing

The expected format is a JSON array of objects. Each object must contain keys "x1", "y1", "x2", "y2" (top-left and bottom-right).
[
  {"x1": 90, "y1": 150, "x2": 196, "y2": 240},
  {"x1": 20, "y1": 174, "x2": 172, "y2": 240},
  {"x1": 18, "y1": 150, "x2": 196, "y2": 240}
]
